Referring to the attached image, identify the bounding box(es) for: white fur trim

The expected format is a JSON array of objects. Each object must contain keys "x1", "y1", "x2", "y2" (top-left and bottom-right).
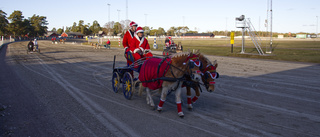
[
  {"x1": 133, "y1": 48, "x2": 141, "y2": 53},
  {"x1": 127, "y1": 30, "x2": 133, "y2": 38},
  {"x1": 139, "y1": 37, "x2": 145, "y2": 46}
]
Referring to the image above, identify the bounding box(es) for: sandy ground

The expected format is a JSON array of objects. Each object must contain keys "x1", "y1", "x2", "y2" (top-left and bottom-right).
[{"x1": 1, "y1": 41, "x2": 319, "y2": 137}]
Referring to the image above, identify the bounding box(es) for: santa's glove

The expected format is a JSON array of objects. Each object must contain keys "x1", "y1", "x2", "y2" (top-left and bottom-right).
[
  {"x1": 134, "y1": 48, "x2": 142, "y2": 55},
  {"x1": 144, "y1": 49, "x2": 151, "y2": 54}
]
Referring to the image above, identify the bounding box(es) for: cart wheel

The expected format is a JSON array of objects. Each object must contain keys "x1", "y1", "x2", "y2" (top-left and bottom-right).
[
  {"x1": 112, "y1": 72, "x2": 120, "y2": 93},
  {"x1": 122, "y1": 72, "x2": 134, "y2": 100}
]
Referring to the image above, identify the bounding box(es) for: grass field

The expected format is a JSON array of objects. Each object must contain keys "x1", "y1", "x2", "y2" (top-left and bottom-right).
[{"x1": 105, "y1": 38, "x2": 320, "y2": 63}]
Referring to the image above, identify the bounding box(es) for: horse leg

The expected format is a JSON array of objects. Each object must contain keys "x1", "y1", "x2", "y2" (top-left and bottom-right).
[
  {"x1": 175, "y1": 82, "x2": 184, "y2": 117},
  {"x1": 145, "y1": 87, "x2": 155, "y2": 108},
  {"x1": 157, "y1": 86, "x2": 169, "y2": 112},
  {"x1": 186, "y1": 86, "x2": 193, "y2": 110},
  {"x1": 138, "y1": 82, "x2": 144, "y2": 96},
  {"x1": 192, "y1": 87, "x2": 200, "y2": 103}
]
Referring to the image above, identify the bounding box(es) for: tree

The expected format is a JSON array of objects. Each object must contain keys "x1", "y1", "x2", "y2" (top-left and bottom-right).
[
  {"x1": 22, "y1": 19, "x2": 34, "y2": 37},
  {"x1": 57, "y1": 28, "x2": 64, "y2": 34},
  {"x1": 113, "y1": 22, "x2": 123, "y2": 35},
  {"x1": 71, "y1": 22, "x2": 78, "y2": 32},
  {"x1": 167, "y1": 27, "x2": 177, "y2": 36},
  {"x1": 149, "y1": 29, "x2": 157, "y2": 36},
  {"x1": 89, "y1": 20, "x2": 101, "y2": 35},
  {"x1": 29, "y1": 14, "x2": 48, "y2": 37},
  {"x1": 103, "y1": 21, "x2": 114, "y2": 36},
  {"x1": 8, "y1": 10, "x2": 24, "y2": 37},
  {"x1": 157, "y1": 27, "x2": 166, "y2": 36},
  {"x1": 142, "y1": 26, "x2": 150, "y2": 36},
  {"x1": 51, "y1": 27, "x2": 56, "y2": 31},
  {"x1": 0, "y1": 10, "x2": 9, "y2": 36},
  {"x1": 65, "y1": 27, "x2": 71, "y2": 33}
]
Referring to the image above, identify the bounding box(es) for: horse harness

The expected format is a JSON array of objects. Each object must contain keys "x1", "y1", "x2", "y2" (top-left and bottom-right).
[{"x1": 140, "y1": 56, "x2": 202, "y2": 91}]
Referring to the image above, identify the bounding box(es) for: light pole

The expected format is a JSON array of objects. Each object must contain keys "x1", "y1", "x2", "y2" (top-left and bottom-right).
[
  {"x1": 107, "y1": 3, "x2": 111, "y2": 24},
  {"x1": 183, "y1": 16, "x2": 185, "y2": 26},
  {"x1": 144, "y1": 14, "x2": 148, "y2": 26},
  {"x1": 117, "y1": 9, "x2": 121, "y2": 22}
]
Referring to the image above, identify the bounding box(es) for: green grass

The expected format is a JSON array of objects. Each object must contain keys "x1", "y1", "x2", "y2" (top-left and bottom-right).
[{"x1": 106, "y1": 38, "x2": 320, "y2": 63}]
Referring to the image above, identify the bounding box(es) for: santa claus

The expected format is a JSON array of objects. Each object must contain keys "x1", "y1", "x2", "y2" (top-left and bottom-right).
[{"x1": 130, "y1": 26, "x2": 153, "y2": 61}]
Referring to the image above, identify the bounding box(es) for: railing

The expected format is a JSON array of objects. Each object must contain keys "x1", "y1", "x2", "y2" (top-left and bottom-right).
[{"x1": 245, "y1": 19, "x2": 264, "y2": 55}]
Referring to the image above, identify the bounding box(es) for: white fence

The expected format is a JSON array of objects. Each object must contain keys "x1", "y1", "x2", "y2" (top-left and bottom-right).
[{"x1": 0, "y1": 39, "x2": 14, "y2": 49}]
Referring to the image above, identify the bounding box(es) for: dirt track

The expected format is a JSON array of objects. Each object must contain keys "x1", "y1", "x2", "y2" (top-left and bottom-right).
[{"x1": 1, "y1": 41, "x2": 320, "y2": 137}]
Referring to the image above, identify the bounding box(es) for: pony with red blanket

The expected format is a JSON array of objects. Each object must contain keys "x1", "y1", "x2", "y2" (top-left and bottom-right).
[{"x1": 138, "y1": 51, "x2": 202, "y2": 117}]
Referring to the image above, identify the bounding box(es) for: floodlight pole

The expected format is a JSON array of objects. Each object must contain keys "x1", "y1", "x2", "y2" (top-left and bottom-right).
[
  {"x1": 144, "y1": 14, "x2": 148, "y2": 26},
  {"x1": 108, "y1": 3, "x2": 111, "y2": 25},
  {"x1": 117, "y1": 9, "x2": 121, "y2": 22}
]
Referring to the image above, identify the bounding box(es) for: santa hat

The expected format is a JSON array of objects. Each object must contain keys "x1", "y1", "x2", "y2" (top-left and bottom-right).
[
  {"x1": 136, "y1": 27, "x2": 144, "y2": 33},
  {"x1": 130, "y1": 21, "x2": 138, "y2": 27}
]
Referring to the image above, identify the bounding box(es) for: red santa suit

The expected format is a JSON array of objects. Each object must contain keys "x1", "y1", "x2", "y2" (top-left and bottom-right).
[
  {"x1": 123, "y1": 29, "x2": 134, "y2": 50},
  {"x1": 130, "y1": 34, "x2": 153, "y2": 61},
  {"x1": 122, "y1": 21, "x2": 137, "y2": 66}
]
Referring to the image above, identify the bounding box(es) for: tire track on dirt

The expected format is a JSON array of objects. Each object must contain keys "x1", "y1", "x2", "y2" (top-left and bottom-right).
[{"x1": 35, "y1": 55, "x2": 140, "y2": 137}]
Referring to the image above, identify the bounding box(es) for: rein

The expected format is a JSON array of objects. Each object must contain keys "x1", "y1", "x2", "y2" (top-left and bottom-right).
[{"x1": 140, "y1": 56, "x2": 199, "y2": 87}]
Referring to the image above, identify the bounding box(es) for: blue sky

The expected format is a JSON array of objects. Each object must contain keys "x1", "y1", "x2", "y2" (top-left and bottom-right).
[{"x1": 1, "y1": 0, "x2": 319, "y2": 33}]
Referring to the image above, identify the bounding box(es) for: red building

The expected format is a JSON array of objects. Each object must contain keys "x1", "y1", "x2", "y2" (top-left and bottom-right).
[{"x1": 61, "y1": 32, "x2": 84, "y2": 38}]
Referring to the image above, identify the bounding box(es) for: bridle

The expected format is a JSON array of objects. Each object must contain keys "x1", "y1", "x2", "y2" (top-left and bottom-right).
[{"x1": 202, "y1": 64, "x2": 219, "y2": 90}]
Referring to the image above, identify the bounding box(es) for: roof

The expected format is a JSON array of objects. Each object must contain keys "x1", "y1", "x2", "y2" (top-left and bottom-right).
[
  {"x1": 45, "y1": 31, "x2": 57, "y2": 36},
  {"x1": 98, "y1": 31, "x2": 105, "y2": 35},
  {"x1": 66, "y1": 32, "x2": 84, "y2": 36},
  {"x1": 183, "y1": 33, "x2": 213, "y2": 36}
]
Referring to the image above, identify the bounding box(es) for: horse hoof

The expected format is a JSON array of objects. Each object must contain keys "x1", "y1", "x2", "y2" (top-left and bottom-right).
[
  {"x1": 178, "y1": 112, "x2": 184, "y2": 118},
  {"x1": 157, "y1": 107, "x2": 162, "y2": 113},
  {"x1": 188, "y1": 108, "x2": 193, "y2": 111}
]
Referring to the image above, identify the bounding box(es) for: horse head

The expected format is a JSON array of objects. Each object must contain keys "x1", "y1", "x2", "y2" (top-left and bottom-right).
[
  {"x1": 183, "y1": 50, "x2": 203, "y2": 82},
  {"x1": 199, "y1": 54, "x2": 219, "y2": 92}
]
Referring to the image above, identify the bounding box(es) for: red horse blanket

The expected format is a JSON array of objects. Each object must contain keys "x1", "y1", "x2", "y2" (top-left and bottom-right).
[{"x1": 139, "y1": 58, "x2": 171, "y2": 90}]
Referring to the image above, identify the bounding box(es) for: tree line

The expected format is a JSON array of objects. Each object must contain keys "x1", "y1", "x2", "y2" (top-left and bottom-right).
[
  {"x1": 0, "y1": 10, "x2": 48, "y2": 38},
  {"x1": 0, "y1": 10, "x2": 311, "y2": 38}
]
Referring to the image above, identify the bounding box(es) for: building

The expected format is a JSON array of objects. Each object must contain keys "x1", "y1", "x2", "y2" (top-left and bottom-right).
[
  {"x1": 296, "y1": 34, "x2": 307, "y2": 39},
  {"x1": 61, "y1": 32, "x2": 84, "y2": 38},
  {"x1": 45, "y1": 31, "x2": 58, "y2": 37},
  {"x1": 180, "y1": 33, "x2": 214, "y2": 38}
]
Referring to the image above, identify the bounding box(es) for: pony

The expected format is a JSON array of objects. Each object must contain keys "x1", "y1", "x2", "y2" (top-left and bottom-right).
[
  {"x1": 138, "y1": 51, "x2": 202, "y2": 117},
  {"x1": 186, "y1": 53, "x2": 219, "y2": 110}
]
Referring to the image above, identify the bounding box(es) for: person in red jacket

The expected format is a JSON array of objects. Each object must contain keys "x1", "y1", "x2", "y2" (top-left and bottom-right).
[
  {"x1": 123, "y1": 21, "x2": 138, "y2": 65},
  {"x1": 130, "y1": 26, "x2": 153, "y2": 62}
]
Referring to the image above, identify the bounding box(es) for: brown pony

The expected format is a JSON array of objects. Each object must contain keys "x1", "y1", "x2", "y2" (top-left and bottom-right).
[
  {"x1": 186, "y1": 53, "x2": 219, "y2": 110},
  {"x1": 138, "y1": 51, "x2": 202, "y2": 117}
]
